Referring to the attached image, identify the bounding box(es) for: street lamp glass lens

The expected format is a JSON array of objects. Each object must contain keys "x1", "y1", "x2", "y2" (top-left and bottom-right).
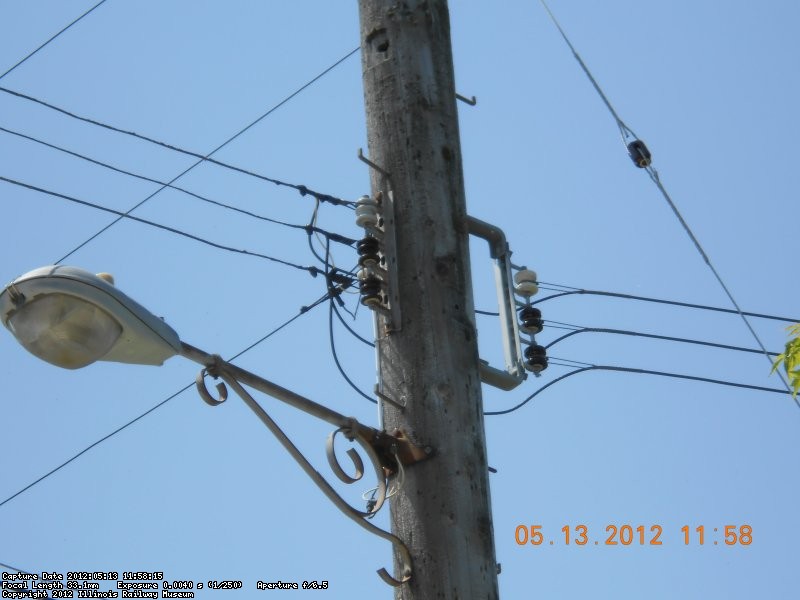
[{"x1": 8, "y1": 293, "x2": 122, "y2": 369}]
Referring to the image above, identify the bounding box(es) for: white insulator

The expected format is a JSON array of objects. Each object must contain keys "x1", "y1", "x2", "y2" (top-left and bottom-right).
[
  {"x1": 513, "y1": 269, "x2": 539, "y2": 297},
  {"x1": 355, "y1": 196, "x2": 379, "y2": 228},
  {"x1": 515, "y1": 281, "x2": 539, "y2": 296},
  {"x1": 514, "y1": 269, "x2": 537, "y2": 285},
  {"x1": 356, "y1": 195, "x2": 379, "y2": 210}
]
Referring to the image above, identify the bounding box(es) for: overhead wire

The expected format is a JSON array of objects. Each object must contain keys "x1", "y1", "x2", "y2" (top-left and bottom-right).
[
  {"x1": 322, "y1": 239, "x2": 377, "y2": 404},
  {"x1": 486, "y1": 363, "x2": 791, "y2": 416},
  {"x1": 328, "y1": 300, "x2": 377, "y2": 405},
  {"x1": 0, "y1": 125, "x2": 355, "y2": 244},
  {"x1": 476, "y1": 285, "x2": 798, "y2": 324},
  {"x1": 333, "y1": 300, "x2": 375, "y2": 348},
  {"x1": 0, "y1": 175, "x2": 322, "y2": 276},
  {"x1": 533, "y1": 286, "x2": 799, "y2": 324},
  {"x1": 542, "y1": 319, "x2": 582, "y2": 330},
  {"x1": 0, "y1": 54, "x2": 357, "y2": 210},
  {"x1": 545, "y1": 326, "x2": 781, "y2": 357},
  {"x1": 547, "y1": 356, "x2": 594, "y2": 368},
  {"x1": 537, "y1": 0, "x2": 793, "y2": 397},
  {"x1": 34, "y1": 46, "x2": 360, "y2": 263},
  {"x1": 0, "y1": 0, "x2": 110, "y2": 81},
  {"x1": 0, "y1": 289, "x2": 334, "y2": 510},
  {"x1": 537, "y1": 0, "x2": 639, "y2": 145}
]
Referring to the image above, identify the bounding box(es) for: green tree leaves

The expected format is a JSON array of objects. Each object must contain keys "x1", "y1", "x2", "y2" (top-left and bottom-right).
[{"x1": 772, "y1": 324, "x2": 800, "y2": 397}]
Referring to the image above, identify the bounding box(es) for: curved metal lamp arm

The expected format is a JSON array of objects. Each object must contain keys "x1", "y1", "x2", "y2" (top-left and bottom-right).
[{"x1": 185, "y1": 343, "x2": 414, "y2": 586}]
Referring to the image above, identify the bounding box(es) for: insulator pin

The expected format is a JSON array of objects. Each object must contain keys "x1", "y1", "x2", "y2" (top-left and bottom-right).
[
  {"x1": 519, "y1": 306, "x2": 543, "y2": 334},
  {"x1": 524, "y1": 344, "x2": 548, "y2": 373},
  {"x1": 627, "y1": 139, "x2": 652, "y2": 168}
]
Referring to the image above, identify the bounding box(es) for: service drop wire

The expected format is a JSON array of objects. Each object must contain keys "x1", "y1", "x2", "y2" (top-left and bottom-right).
[
  {"x1": 537, "y1": 0, "x2": 793, "y2": 398},
  {"x1": 323, "y1": 240, "x2": 376, "y2": 405},
  {"x1": 0, "y1": 176, "x2": 321, "y2": 276},
  {"x1": 478, "y1": 284, "x2": 799, "y2": 324},
  {"x1": 0, "y1": 290, "x2": 334, "y2": 510},
  {"x1": 545, "y1": 325, "x2": 780, "y2": 358},
  {"x1": 0, "y1": 0, "x2": 109, "y2": 81},
  {"x1": 642, "y1": 164, "x2": 794, "y2": 396},
  {"x1": 537, "y1": 0, "x2": 638, "y2": 145},
  {"x1": 486, "y1": 364, "x2": 791, "y2": 417},
  {"x1": 0, "y1": 86, "x2": 353, "y2": 210},
  {"x1": 0, "y1": 126, "x2": 355, "y2": 244},
  {"x1": 333, "y1": 299, "x2": 375, "y2": 348},
  {"x1": 533, "y1": 287, "x2": 800, "y2": 324},
  {"x1": 40, "y1": 47, "x2": 359, "y2": 264},
  {"x1": 0, "y1": 52, "x2": 357, "y2": 210}
]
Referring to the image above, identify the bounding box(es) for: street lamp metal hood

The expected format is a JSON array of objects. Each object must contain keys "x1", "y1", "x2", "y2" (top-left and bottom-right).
[{"x1": 0, "y1": 265, "x2": 181, "y2": 369}]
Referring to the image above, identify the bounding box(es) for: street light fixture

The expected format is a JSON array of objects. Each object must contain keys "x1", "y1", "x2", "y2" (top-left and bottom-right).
[
  {"x1": 1, "y1": 265, "x2": 425, "y2": 586},
  {"x1": 0, "y1": 265, "x2": 181, "y2": 369}
]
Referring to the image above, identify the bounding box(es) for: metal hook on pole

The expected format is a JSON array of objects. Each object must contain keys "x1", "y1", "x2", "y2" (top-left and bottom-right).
[
  {"x1": 358, "y1": 148, "x2": 391, "y2": 178},
  {"x1": 456, "y1": 93, "x2": 477, "y2": 106}
]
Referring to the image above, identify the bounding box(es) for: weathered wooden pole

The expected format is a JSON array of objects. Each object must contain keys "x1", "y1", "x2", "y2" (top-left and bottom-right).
[{"x1": 357, "y1": 1, "x2": 499, "y2": 597}]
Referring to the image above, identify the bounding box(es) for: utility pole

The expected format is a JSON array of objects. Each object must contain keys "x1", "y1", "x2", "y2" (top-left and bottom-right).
[{"x1": 357, "y1": 1, "x2": 499, "y2": 597}]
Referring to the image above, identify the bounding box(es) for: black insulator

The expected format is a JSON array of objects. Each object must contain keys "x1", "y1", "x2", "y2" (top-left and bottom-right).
[
  {"x1": 359, "y1": 276, "x2": 382, "y2": 307},
  {"x1": 524, "y1": 344, "x2": 548, "y2": 373},
  {"x1": 627, "y1": 139, "x2": 652, "y2": 168},
  {"x1": 519, "y1": 306, "x2": 543, "y2": 334},
  {"x1": 357, "y1": 236, "x2": 381, "y2": 267},
  {"x1": 357, "y1": 236, "x2": 380, "y2": 255}
]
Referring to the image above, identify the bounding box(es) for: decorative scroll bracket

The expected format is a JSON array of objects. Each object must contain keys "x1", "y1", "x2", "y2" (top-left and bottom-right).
[{"x1": 185, "y1": 346, "x2": 428, "y2": 586}]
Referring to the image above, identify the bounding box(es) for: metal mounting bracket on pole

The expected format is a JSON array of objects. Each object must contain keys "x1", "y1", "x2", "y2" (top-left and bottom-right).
[
  {"x1": 467, "y1": 216, "x2": 527, "y2": 390},
  {"x1": 358, "y1": 149, "x2": 402, "y2": 333},
  {"x1": 181, "y1": 342, "x2": 430, "y2": 586}
]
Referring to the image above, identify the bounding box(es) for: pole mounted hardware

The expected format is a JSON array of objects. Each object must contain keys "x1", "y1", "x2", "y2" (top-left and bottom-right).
[
  {"x1": 456, "y1": 93, "x2": 477, "y2": 106},
  {"x1": 356, "y1": 150, "x2": 402, "y2": 334},
  {"x1": 468, "y1": 216, "x2": 528, "y2": 390},
  {"x1": 183, "y1": 343, "x2": 428, "y2": 586},
  {"x1": 468, "y1": 217, "x2": 550, "y2": 386},
  {"x1": 0, "y1": 265, "x2": 426, "y2": 588}
]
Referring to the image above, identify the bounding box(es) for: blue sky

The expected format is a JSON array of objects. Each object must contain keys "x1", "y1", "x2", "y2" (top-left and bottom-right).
[{"x1": 1, "y1": 1, "x2": 798, "y2": 598}]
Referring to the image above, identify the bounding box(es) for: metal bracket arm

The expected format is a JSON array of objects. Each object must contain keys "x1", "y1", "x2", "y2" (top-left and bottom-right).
[
  {"x1": 180, "y1": 342, "x2": 431, "y2": 586},
  {"x1": 467, "y1": 216, "x2": 527, "y2": 390}
]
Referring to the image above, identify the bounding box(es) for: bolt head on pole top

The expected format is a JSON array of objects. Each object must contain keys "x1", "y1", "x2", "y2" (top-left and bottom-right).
[{"x1": 0, "y1": 265, "x2": 181, "y2": 369}]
